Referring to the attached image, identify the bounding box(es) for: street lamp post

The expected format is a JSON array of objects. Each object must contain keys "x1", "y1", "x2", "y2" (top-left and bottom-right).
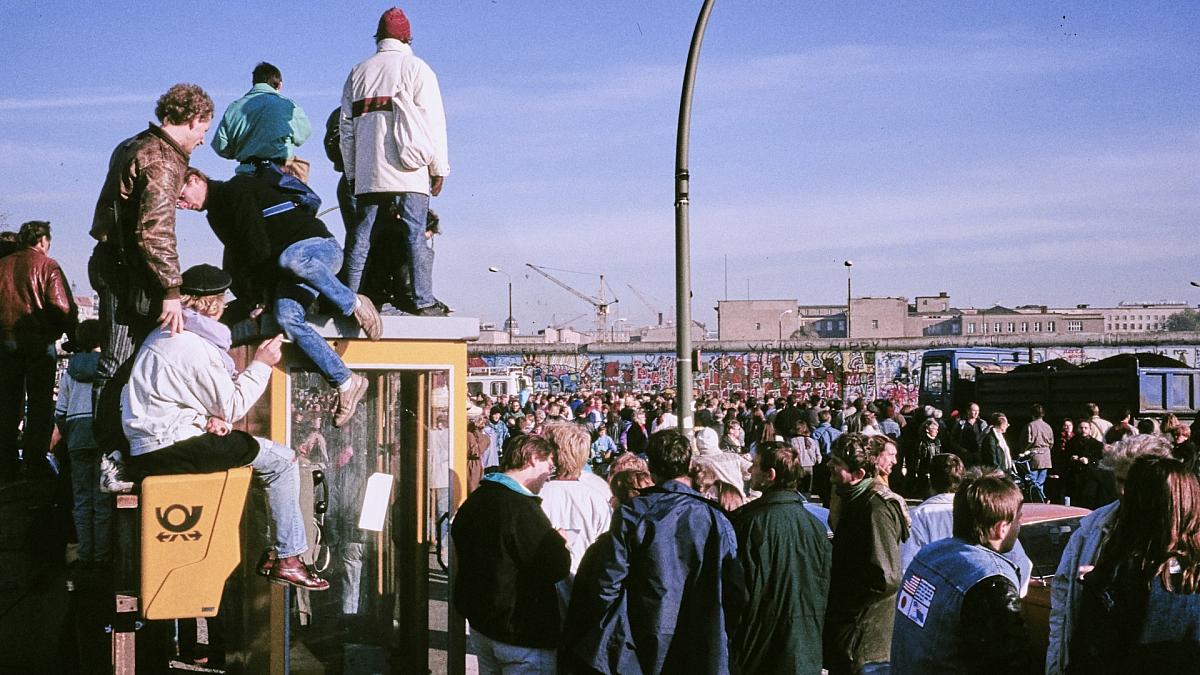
[
  {"x1": 487, "y1": 266, "x2": 514, "y2": 343},
  {"x1": 674, "y1": 0, "x2": 716, "y2": 439},
  {"x1": 844, "y1": 260, "x2": 854, "y2": 339},
  {"x1": 778, "y1": 308, "x2": 793, "y2": 342}
]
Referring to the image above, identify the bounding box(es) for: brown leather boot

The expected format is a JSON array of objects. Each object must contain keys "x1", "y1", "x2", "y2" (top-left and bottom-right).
[
  {"x1": 334, "y1": 373, "x2": 368, "y2": 427},
  {"x1": 268, "y1": 555, "x2": 330, "y2": 591},
  {"x1": 353, "y1": 294, "x2": 383, "y2": 341}
]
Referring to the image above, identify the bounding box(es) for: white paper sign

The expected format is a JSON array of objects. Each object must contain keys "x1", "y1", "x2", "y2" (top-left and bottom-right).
[{"x1": 357, "y1": 472, "x2": 395, "y2": 532}]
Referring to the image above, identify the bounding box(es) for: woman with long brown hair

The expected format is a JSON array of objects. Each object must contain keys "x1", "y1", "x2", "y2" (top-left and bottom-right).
[{"x1": 1069, "y1": 455, "x2": 1200, "y2": 673}]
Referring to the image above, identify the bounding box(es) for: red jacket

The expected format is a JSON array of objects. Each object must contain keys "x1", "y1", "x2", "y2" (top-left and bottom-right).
[{"x1": 0, "y1": 247, "x2": 77, "y2": 345}]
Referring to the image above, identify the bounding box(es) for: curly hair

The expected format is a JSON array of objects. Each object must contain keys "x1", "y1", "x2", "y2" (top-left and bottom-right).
[
  {"x1": 608, "y1": 452, "x2": 649, "y2": 479},
  {"x1": 1100, "y1": 432, "x2": 1172, "y2": 482},
  {"x1": 609, "y1": 469, "x2": 653, "y2": 506},
  {"x1": 831, "y1": 432, "x2": 877, "y2": 478},
  {"x1": 155, "y1": 83, "x2": 214, "y2": 125}
]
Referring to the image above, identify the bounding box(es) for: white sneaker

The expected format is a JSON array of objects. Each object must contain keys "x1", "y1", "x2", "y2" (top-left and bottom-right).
[{"x1": 99, "y1": 452, "x2": 134, "y2": 494}]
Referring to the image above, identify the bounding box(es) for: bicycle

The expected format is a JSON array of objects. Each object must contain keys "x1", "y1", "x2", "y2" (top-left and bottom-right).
[{"x1": 1012, "y1": 455, "x2": 1047, "y2": 504}]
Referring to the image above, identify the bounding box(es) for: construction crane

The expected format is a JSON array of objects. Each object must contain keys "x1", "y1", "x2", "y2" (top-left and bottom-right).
[
  {"x1": 551, "y1": 312, "x2": 589, "y2": 330},
  {"x1": 525, "y1": 263, "x2": 619, "y2": 338},
  {"x1": 626, "y1": 283, "x2": 667, "y2": 326}
]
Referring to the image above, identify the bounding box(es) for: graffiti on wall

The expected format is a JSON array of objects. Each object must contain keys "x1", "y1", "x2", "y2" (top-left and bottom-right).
[
  {"x1": 481, "y1": 348, "x2": 884, "y2": 402},
  {"x1": 476, "y1": 344, "x2": 1200, "y2": 405}
]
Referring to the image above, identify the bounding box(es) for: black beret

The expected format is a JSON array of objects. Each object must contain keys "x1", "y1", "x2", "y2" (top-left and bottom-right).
[{"x1": 181, "y1": 263, "x2": 232, "y2": 296}]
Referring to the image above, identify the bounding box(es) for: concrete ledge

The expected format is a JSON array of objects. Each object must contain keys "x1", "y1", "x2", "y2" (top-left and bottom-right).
[{"x1": 232, "y1": 314, "x2": 480, "y2": 346}]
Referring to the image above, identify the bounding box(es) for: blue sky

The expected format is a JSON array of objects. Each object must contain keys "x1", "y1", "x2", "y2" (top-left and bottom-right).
[{"x1": 1, "y1": 1, "x2": 1197, "y2": 333}]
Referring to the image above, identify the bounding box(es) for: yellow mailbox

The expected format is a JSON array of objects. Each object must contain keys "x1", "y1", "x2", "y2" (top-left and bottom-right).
[{"x1": 139, "y1": 467, "x2": 252, "y2": 620}]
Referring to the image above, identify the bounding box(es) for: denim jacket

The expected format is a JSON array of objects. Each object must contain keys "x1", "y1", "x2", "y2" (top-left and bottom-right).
[{"x1": 892, "y1": 537, "x2": 1020, "y2": 674}]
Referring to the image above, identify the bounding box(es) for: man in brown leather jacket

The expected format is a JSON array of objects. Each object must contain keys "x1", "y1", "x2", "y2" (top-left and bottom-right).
[
  {"x1": 89, "y1": 83, "x2": 213, "y2": 405},
  {"x1": 0, "y1": 221, "x2": 77, "y2": 481}
]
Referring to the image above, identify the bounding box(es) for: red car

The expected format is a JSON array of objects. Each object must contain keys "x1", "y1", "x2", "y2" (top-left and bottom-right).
[{"x1": 1016, "y1": 502, "x2": 1092, "y2": 660}]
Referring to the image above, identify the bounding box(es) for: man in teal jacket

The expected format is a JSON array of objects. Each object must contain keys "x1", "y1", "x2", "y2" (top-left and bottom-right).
[{"x1": 212, "y1": 62, "x2": 311, "y2": 180}]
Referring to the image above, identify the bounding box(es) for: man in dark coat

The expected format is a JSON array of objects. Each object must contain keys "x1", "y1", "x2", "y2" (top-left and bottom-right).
[
  {"x1": 451, "y1": 434, "x2": 570, "y2": 672},
  {"x1": 824, "y1": 433, "x2": 909, "y2": 674},
  {"x1": 590, "y1": 429, "x2": 745, "y2": 674},
  {"x1": 731, "y1": 441, "x2": 831, "y2": 675},
  {"x1": 981, "y1": 412, "x2": 1014, "y2": 473},
  {"x1": 955, "y1": 402, "x2": 989, "y2": 466},
  {"x1": 622, "y1": 408, "x2": 650, "y2": 456}
]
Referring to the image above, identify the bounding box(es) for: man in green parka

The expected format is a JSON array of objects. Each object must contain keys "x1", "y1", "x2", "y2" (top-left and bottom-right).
[
  {"x1": 732, "y1": 441, "x2": 832, "y2": 674},
  {"x1": 824, "y1": 432, "x2": 910, "y2": 674}
]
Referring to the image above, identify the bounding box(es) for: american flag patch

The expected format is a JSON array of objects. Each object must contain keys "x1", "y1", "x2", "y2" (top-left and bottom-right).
[{"x1": 897, "y1": 573, "x2": 936, "y2": 628}]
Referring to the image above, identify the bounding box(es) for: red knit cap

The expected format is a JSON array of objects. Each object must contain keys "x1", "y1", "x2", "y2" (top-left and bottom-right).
[{"x1": 375, "y1": 7, "x2": 412, "y2": 42}]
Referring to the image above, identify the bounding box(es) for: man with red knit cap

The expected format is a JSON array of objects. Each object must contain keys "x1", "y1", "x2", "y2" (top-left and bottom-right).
[{"x1": 339, "y1": 7, "x2": 450, "y2": 317}]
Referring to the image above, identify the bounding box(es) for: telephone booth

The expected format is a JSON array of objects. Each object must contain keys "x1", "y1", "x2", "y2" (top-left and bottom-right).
[
  {"x1": 119, "y1": 315, "x2": 479, "y2": 674},
  {"x1": 260, "y1": 315, "x2": 476, "y2": 674}
]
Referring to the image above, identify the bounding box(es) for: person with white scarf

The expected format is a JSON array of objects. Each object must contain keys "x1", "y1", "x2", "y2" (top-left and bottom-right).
[{"x1": 981, "y1": 412, "x2": 1015, "y2": 472}]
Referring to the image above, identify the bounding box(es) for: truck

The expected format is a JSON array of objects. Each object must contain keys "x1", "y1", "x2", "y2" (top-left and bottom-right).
[{"x1": 918, "y1": 348, "x2": 1200, "y2": 426}]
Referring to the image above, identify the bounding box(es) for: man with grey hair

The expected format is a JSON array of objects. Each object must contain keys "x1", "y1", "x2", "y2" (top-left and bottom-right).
[{"x1": 1045, "y1": 432, "x2": 1172, "y2": 674}]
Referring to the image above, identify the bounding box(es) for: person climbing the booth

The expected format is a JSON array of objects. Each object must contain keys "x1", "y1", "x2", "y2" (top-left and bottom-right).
[
  {"x1": 121, "y1": 263, "x2": 330, "y2": 591},
  {"x1": 176, "y1": 167, "x2": 381, "y2": 428}
]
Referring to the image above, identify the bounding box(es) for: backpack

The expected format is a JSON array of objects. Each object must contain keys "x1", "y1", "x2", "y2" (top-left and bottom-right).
[{"x1": 253, "y1": 161, "x2": 321, "y2": 215}]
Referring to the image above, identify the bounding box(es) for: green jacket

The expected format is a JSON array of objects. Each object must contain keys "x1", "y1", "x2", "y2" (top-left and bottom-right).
[
  {"x1": 213, "y1": 83, "x2": 311, "y2": 170},
  {"x1": 824, "y1": 478, "x2": 910, "y2": 672},
  {"x1": 731, "y1": 490, "x2": 832, "y2": 675}
]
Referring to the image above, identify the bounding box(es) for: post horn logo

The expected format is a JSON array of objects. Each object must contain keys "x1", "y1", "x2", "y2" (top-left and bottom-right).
[{"x1": 155, "y1": 504, "x2": 204, "y2": 542}]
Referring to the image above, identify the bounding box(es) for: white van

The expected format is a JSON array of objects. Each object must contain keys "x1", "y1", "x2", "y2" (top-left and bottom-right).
[{"x1": 467, "y1": 367, "x2": 532, "y2": 404}]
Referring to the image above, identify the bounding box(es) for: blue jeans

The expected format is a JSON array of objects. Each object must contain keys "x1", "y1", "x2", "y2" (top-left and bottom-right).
[
  {"x1": 69, "y1": 448, "x2": 114, "y2": 563},
  {"x1": 1030, "y1": 468, "x2": 1048, "y2": 499},
  {"x1": 344, "y1": 192, "x2": 435, "y2": 309},
  {"x1": 275, "y1": 237, "x2": 355, "y2": 387},
  {"x1": 252, "y1": 437, "x2": 309, "y2": 559},
  {"x1": 469, "y1": 629, "x2": 556, "y2": 675}
]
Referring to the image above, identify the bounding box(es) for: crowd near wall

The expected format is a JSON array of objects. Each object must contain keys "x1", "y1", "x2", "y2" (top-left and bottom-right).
[{"x1": 470, "y1": 344, "x2": 1200, "y2": 404}]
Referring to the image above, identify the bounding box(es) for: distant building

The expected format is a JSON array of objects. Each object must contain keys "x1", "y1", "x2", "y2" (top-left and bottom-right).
[
  {"x1": 75, "y1": 293, "x2": 98, "y2": 321},
  {"x1": 959, "y1": 305, "x2": 1105, "y2": 336},
  {"x1": 476, "y1": 323, "x2": 585, "y2": 345},
  {"x1": 630, "y1": 322, "x2": 706, "y2": 343},
  {"x1": 505, "y1": 295, "x2": 1195, "y2": 346},
  {"x1": 716, "y1": 299, "x2": 804, "y2": 341},
  {"x1": 1053, "y1": 301, "x2": 1188, "y2": 333}
]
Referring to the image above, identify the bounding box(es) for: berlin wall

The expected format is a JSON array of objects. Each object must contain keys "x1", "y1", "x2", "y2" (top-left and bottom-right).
[{"x1": 468, "y1": 336, "x2": 1200, "y2": 404}]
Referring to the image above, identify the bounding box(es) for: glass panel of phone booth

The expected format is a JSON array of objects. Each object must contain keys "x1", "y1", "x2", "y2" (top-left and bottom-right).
[{"x1": 287, "y1": 368, "x2": 451, "y2": 672}]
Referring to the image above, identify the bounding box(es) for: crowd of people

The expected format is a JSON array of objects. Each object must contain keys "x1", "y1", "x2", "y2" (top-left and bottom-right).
[
  {"x1": 456, "y1": 385, "x2": 1200, "y2": 673},
  {"x1": 4, "y1": 4, "x2": 1200, "y2": 671}
]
